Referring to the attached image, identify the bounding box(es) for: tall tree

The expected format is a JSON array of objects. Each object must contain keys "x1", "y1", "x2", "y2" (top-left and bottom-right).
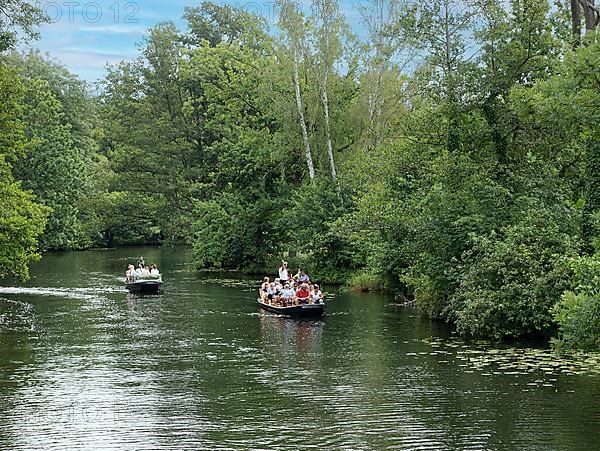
[
  {"x1": 14, "y1": 77, "x2": 86, "y2": 250},
  {"x1": 277, "y1": 0, "x2": 315, "y2": 180},
  {"x1": 476, "y1": 0, "x2": 555, "y2": 164},
  {"x1": 312, "y1": 0, "x2": 347, "y2": 199},
  {"x1": 571, "y1": 0, "x2": 582, "y2": 46},
  {"x1": 0, "y1": 1, "x2": 50, "y2": 278},
  {"x1": 9, "y1": 51, "x2": 108, "y2": 248},
  {"x1": 408, "y1": 0, "x2": 480, "y2": 153},
  {"x1": 358, "y1": 0, "x2": 416, "y2": 151},
  {"x1": 101, "y1": 23, "x2": 197, "y2": 242},
  {"x1": 0, "y1": 63, "x2": 48, "y2": 279}
]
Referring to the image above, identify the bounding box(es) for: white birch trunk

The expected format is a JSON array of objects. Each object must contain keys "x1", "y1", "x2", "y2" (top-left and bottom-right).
[
  {"x1": 367, "y1": 65, "x2": 384, "y2": 151},
  {"x1": 320, "y1": 71, "x2": 341, "y2": 198},
  {"x1": 292, "y1": 48, "x2": 315, "y2": 180}
]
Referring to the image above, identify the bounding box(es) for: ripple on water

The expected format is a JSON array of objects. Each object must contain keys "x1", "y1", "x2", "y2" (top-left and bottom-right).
[{"x1": 0, "y1": 286, "x2": 121, "y2": 302}]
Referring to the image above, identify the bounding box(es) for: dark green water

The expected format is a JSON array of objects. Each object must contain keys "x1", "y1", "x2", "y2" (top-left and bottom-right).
[{"x1": 1, "y1": 247, "x2": 599, "y2": 450}]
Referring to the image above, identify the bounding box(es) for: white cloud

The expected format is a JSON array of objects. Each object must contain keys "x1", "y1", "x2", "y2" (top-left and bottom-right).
[
  {"x1": 74, "y1": 24, "x2": 149, "y2": 34},
  {"x1": 44, "y1": 48, "x2": 135, "y2": 69}
]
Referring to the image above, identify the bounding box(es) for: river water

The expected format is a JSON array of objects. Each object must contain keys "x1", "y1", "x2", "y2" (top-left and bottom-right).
[{"x1": 0, "y1": 247, "x2": 599, "y2": 450}]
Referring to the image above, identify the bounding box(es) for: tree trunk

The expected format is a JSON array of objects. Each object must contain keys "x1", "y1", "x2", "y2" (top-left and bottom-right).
[
  {"x1": 320, "y1": 71, "x2": 342, "y2": 199},
  {"x1": 443, "y1": 0, "x2": 459, "y2": 153},
  {"x1": 367, "y1": 64, "x2": 384, "y2": 151},
  {"x1": 292, "y1": 48, "x2": 315, "y2": 180},
  {"x1": 313, "y1": 0, "x2": 342, "y2": 199},
  {"x1": 580, "y1": 0, "x2": 599, "y2": 32},
  {"x1": 571, "y1": 0, "x2": 581, "y2": 48}
]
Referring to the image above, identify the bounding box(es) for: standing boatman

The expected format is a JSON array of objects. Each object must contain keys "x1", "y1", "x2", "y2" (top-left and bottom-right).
[{"x1": 278, "y1": 260, "x2": 289, "y2": 284}]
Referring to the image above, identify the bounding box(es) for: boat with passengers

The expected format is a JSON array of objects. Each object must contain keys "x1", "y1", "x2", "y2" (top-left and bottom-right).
[
  {"x1": 257, "y1": 263, "x2": 325, "y2": 317},
  {"x1": 257, "y1": 297, "x2": 325, "y2": 317},
  {"x1": 126, "y1": 276, "x2": 163, "y2": 294},
  {"x1": 125, "y1": 258, "x2": 163, "y2": 294}
]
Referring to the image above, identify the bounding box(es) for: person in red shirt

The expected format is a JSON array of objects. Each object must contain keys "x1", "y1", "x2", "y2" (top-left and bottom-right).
[{"x1": 296, "y1": 283, "x2": 310, "y2": 305}]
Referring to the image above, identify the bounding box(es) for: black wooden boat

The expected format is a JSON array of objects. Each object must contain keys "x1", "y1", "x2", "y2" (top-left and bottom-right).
[
  {"x1": 125, "y1": 278, "x2": 163, "y2": 294},
  {"x1": 257, "y1": 298, "x2": 324, "y2": 317}
]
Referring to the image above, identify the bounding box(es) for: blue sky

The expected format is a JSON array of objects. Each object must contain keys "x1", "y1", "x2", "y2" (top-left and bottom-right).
[{"x1": 31, "y1": 0, "x2": 363, "y2": 84}]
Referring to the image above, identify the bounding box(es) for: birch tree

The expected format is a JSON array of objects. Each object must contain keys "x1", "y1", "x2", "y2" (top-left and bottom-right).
[
  {"x1": 277, "y1": 0, "x2": 315, "y2": 180},
  {"x1": 312, "y1": 0, "x2": 343, "y2": 198}
]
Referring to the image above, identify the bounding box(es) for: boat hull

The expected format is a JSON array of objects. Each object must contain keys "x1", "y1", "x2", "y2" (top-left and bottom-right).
[
  {"x1": 257, "y1": 299, "x2": 324, "y2": 317},
  {"x1": 126, "y1": 280, "x2": 162, "y2": 294}
]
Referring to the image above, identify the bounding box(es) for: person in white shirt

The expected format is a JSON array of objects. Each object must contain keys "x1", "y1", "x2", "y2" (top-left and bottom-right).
[
  {"x1": 280, "y1": 284, "x2": 296, "y2": 306},
  {"x1": 311, "y1": 285, "x2": 323, "y2": 304},
  {"x1": 126, "y1": 264, "x2": 137, "y2": 282},
  {"x1": 278, "y1": 260, "x2": 289, "y2": 283},
  {"x1": 267, "y1": 283, "x2": 280, "y2": 304},
  {"x1": 260, "y1": 277, "x2": 270, "y2": 298},
  {"x1": 150, "y1": 264, "x2": 160, "y2": 276}
]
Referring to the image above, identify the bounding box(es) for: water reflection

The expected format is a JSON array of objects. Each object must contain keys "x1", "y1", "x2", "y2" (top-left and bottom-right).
[
  {"x1": 126, "y1": 292, "x2": 137, "y2": 313},
  {"x1": 258, "y1": 313, "x2": 324, "y2": 366}
]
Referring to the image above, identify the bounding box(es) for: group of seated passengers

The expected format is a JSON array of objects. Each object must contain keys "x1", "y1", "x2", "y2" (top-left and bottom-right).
[
  {"x1": 259, "y1": 267, "x2": 324, "y2": 306},
  {"x1": 125, "y1": 257, "x2": 160, "y2": 282}
]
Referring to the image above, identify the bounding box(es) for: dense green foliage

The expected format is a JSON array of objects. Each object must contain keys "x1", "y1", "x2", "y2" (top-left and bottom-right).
[
  {"x1": 0, "y1": 3, "x2": 49, "y2": 280},
  {"x1": 9, "y1": 51, "x2": 112, "y2": 250},
  {"x1": 336, "y1": 1, "x2": 600, "y2": 344},
  {"x1": 552, "y1": 255, "x2": 600, "y2": 351},
  {"x1": 0, "y1": 63, "x2": 49, "y2": 280},
  {"x1": 2, "y1": 0, "x2": 600, "y2": 346}
]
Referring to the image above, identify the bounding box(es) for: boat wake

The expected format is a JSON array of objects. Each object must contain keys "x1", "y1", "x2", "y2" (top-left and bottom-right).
[{"x1": 0, "y1": 286, "x2": 123, "y2": 301}]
